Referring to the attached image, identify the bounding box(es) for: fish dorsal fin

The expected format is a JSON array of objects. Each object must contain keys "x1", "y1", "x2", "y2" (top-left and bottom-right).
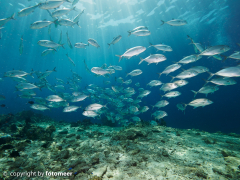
[{"x1": 172, "y1": 18, "x2": 174, "y2": 20}]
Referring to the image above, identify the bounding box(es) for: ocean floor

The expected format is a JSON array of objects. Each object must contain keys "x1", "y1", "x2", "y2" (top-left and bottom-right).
[{"x1": 1, "y1": 115, "x2": 240, "y2": 180}]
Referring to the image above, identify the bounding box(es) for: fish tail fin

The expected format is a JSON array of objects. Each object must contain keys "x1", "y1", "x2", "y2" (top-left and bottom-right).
[
  {"x1": 115, "y1": 55, "x2": 122, "y2": 62},
  {"x1": 73, "y1": 6, "x2": 77, "y2": 11},
  {"x1": 127, "y1": 31, "x2": 131, "y2": 37},
  {"x1": 202, "y1": 78, "x2": 209, "y2": 86},
  {"x1": 151, "y1": 105, "x2": 154, "y2": 110},
  {"x1": 206, "y1": 72, "x2": 214, "y2": 80},
  {"x1": 10, "y1": 13, "x2": 16, "y2": 20},
  {"x1": 157, "y1": 73, "x2": 162, "y2": 78},
  {"x1": 139, "y1": 57, "x2": 144, "y2": 65},
  {"x1": 160, "y1": 20, "x2": 165, "y2": 25},
  {"x1": 126, "y1": 73, "x2": 129, "y2": 77},
  {"x1": 107, "y1": 43, "x2": 111, "y2": 49},
  {"x1": 87, "y1": 43, "x2": 89, "y2": 46},
  {"x1": 53, "y1": 19, "x2": 58, "y2": 24},
  {"x1": 222, "y1": 55, "x2": 228, "y2": 62},
  {"x1": 191, "y1": 90, "x2": 198, "y2": 98},
  {"x1": 66, "y1": 53, "x2": 68, "y2": 57},
  {"x1": 104, "y1": 103, "x2": 108, "y2": 109},
  {"x1": 160, "y1": 94, "x2": 163, "y2": 99},
  {"x1": 169, "y1": 75, "x2": 175, "y2": 82},
  {"x1": 66, "y1": 0, "x2": 71, "y2": 2},
  {"x1": 76, "y1": 21, "x2": 81, "y2": 28},
  {"x1": 237, "y1": 43, "x2": 240, "y2": 47},
  {"x1": 53, "y1": 67, "x2": 57, "y2": 72},
  {"x1": 61, "y1": 44, "x2": 65, "y2": 49}
]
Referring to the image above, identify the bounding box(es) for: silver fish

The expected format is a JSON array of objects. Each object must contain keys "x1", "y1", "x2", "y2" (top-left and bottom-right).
[
  {"x1": 38, "y1": 0, "x2": 71, "y2": 10},
  {"x1": 139, "y1": 54, "x2": 166, "y2": 65},
  {"x1": 63, "y1": 106, "x2": 81, "y2": 112},
  {"x1": 203, "y1": 77, "x2": 236, "y2": 86},
  {"x1": 57, "y1": 19, "x2": 80, "y2": 27},
  {"x1": 161, "y1": 19, "x2": 187, "y2": 26},
  {"x1": 149, "y1": 43, "x2": 172, "y2": 52},
  {"x1": 199, "y1": 45, "x2": 230, "y2": 56},
  {"x1": 191, "y1": 85, "x2": 219, "y2": 97},
  {"x1": 187, "y1": 98, "x2": 213, "y2": 109},
  {"x1": 73, "y1": 9, "x2": 84, "y2": 23},
  {"x1": 66, "y1": 54, "x2": 75, "y2": 66},
  {"x1": 88, "y1": 38, "x2": 100, "y2": 48},
  {"x1": 41, "y1": 48, "x2": 56, "y2": 56},
  {"x1": 158, "y1": 63, "x2": 181, "y2": 78},
  {"x1": 116, "y1": 46, "x2": 146, "y2": 62},
  {"x1": 161, "y1": 91, "x2": 181, "y2": 99},
  {"x1": 38, "y1": 40, "x2": 64, "y2": 49},
  {"x1": 75, "y1": 42, "x2": 89, "y2": 49},
  {"x1": 18, "y1": 5, "x2": 39, "y2": 17},
  {"x1": 129, "y1": 30, "x2": 151, "y2": 37},
  {"x1": 30, "y1": 20, "x2": 57, "y2": 29},
  {"x1": 126, "y1": 69, "x2": 142, "y2": 77},
  {"x1": 52, "y1": 7, "x2": 76, "y2": 17},
  {"x1": 0, "y1": 13, "x2": 15, "y2": 27},
  {"x1": 107, "y1": 35, "x2": 122, "y2": 48},
  {"x1": 31, "y1": 104, "x2": 49, "y2": 111},
  {"x1": 19, "y1": 35, "x2": 23, "y2": 55},
  {"x1": 66, "y1": 32, "x2": 73, "y2": 49}
]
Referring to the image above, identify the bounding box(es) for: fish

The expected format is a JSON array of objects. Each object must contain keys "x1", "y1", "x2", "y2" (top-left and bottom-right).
[
  {"x1": 19, "y1": 35, "x2": 23, "y2": 55},
  {"x1": 48, "y1": 24, "x2": 51, "y2": 35},
  {"x1": 173, "y1": 79, "x2": 188, "y2": 87},
  {"x1": 111, "y1": 65, "x2": 122, "y2": 71},
  {"x1": 138, "y1": 90, "x2": 151, "y2": 98},
  {"x1": 116, "y1": 46, "x2": 146, "y2": 62},
  {"x1": 85, "y1": 103, "x2": 107, "y2": 111},
  {"x1": 186, "y1": 98, "x2": 213, "y2": 109},
  {"x1": 71, "y1": 94, "x2": 88, "y2": 102},
  {"x1": 107, "y1": 35, "x2": 122, "y2": 48},
  {"x1": 4, "y1": 70, "x2": 33, "y2": 78},
  {"x1": 199, "y1": 45, "x2": 230, "y2": 57},
  {"x1": 152, "y1": 110, "x2": 168, "y2": 120},
  {"x1": 73, "y1": 9, "x2": 84, "y2": 23},
  {"x1": 91, "y1": 67, "x2": 111, "y2": 76},
  {"x1": 63, "y1": 106, "x2": 81, "y2": 112},
  {"x1": 161, "y1": 19, "x2": 187, "y2": 26},
  {"x1": 203, "y1": 77, "x2": 236, "y2": 86},
  {"x1": 185, "y1": 66, "x2": 209, "y2": 74},
  {"x1": 178, "y1": 55, "x2": 202, "y2": 64},
  {"x1": 127, "y1": 26, "x2": 148, "y2": 36},
  {"x1": 223, "y1": 51, "x2": 240, "y2": 61},
  {"x1": 52, "y1": 7, "x2": 76, "y2": 17},
  {"x1": 18, "y1": 5, "x2": 39, "y2": 17},
  {"x1": 82, "y1": 110, "x2": 99, "y2": 118},
  {"x1": 176, "y1": 103, "x2": 186, "y2": 114},
  {"x1": 207, "y1": 66, "x2": 240, "y2": 79},
  {"x1": 0, "y1": 13, "x2": 15, "y2": 27},
  {"x1": 41, "y1": 48, "x2": 57, "y2": 56},
  {"x1": 149, "y1": 43, "x2": 172, "y2": 52},
  {"x1": 66, "y1": 32, "x2": 73, "y2": 49},
  {"x1": 161, "y1": 91, "x2": 181, "y2": 99},
  {"x1": 46, "y1": 95, "x2": 65, "y2": 102},
  {"x1": 158, "y1": 64, "x2": 181, "y2": 78},
  {"x1": 147, "y1": 80, "x2": 162, "y2": 87},
  {"x1": 57, "y1": 19, "x2": 80, "y2": 27},
  {"x1": 75, "y1": 42, "x2": 89, "y2": 49},
  {"x1": 16, "y1": 83, "x2": 39, "y2": 90},
  {"x1": 57, "y1": 31, "x2": 62, "y2": 50},
  {"x1": 30, "y1": 20, "x2": 57, "y2": 29},
  {"x1": 191, "y1": 85, "x2": 219, "y2": 97},
  {"x1": 72, "y1": 0, "x2": 80, "y2": 6},
  {"x1": 139, "y1": 54, "x2": 166, "y2": 65},
  {"x1": 152, "y1": 100, "x2": 169, "y2": 109},
  {"x1": 38, "y1": 0, "x2": 71, "y2": 10},
  {"x1": 129, "y1": 30, "x2": 151, "y2": 37},
  {"x1": 170, "y1": 70, "x2": 199, "y2": 81},
  {"x1": 160, "y1": 83, "x2": 178, "y2": 92},
  {"x1": 88, "y1": 38, "x2": 100, "y2": 48},
  {"x1": 38, "y1": 40, "x2": 64, "y2": 49},
  {"x1": 31, "y1": 104, "x2": 49, "y2": 111},
  {"x1": 126, "y1": 69, "x2": 142, "y2": 77},
  {"x1": 66, "y1": 54, "x2": 75, "y2": 66}
]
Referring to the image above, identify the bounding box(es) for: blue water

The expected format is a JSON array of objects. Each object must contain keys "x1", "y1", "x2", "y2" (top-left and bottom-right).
[{"x1": 0, "y1": 0, "x2": 239, "y2": 133}]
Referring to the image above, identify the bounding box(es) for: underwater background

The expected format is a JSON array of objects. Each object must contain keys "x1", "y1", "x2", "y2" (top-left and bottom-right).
[{"x1": 0, "y1": 0, "x2": 240, "y2": 134}]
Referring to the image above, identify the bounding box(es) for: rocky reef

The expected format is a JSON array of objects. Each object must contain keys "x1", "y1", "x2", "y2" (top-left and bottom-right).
[{"x1": 0, "y1": 114, "x2": 240, "y2": 179}]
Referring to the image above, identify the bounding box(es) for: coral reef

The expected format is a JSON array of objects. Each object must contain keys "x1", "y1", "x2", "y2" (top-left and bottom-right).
[{"x1": 0, "y1": 117, "x2": 240, "y2": 180}]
